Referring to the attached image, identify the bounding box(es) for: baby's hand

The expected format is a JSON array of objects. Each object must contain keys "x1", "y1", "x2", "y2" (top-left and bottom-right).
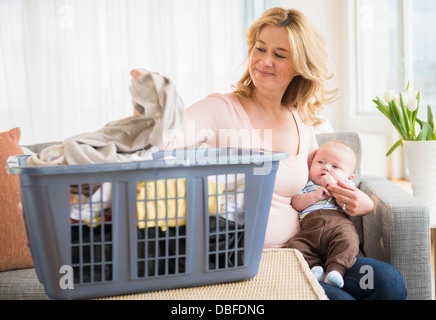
[
  {"x1": 319, "y1": 174, "x2": 337, "y2": 188},
  {"x1": 314, "y1": 186, "x2": 331, "y2": 202}
]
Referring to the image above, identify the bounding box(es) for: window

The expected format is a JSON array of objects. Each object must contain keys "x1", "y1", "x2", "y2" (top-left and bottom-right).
[
  {"x1": 0, "y1": 0, "x2": 247, "y2": 144},
  {"x1": 349, "y1": 0, "x2": 436, "y2": 133},
  {"x1": 355, "y1": 0, "x2": 401, "y2": 115},
  {"x1": 412, "y1": 0, "x2": 436, "y2": 119}
]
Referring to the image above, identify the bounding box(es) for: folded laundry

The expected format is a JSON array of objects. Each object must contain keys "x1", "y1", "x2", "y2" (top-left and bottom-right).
[
  {"x1": 136, "y1": 178, "x2": 226, "y2": 231},
  {"x1": 70, "y1": 182, "x2": 112, "y2": 225},
  {"x1": 69, "y1": 177, "x2": 230, "y2": 231}
]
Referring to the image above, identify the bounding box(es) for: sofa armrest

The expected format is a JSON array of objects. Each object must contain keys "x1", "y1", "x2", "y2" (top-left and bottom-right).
[{"x1": 359, "y1": 175, "x2": 432, "y2": 300}]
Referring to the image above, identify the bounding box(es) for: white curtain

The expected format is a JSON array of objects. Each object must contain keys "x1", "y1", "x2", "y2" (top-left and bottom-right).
[{"x1": 0, "y1": 0, "x2": 247, "y2": 144}]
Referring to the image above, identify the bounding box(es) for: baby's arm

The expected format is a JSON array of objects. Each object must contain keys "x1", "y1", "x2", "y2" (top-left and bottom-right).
[{"x1": 291, "y1": 187, "x2": 331, "y2": 212}]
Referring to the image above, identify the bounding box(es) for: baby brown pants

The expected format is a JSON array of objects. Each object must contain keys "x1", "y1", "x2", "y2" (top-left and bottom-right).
[{"x1": 288, "y1": 209, "x2": 359, "y2": 276}]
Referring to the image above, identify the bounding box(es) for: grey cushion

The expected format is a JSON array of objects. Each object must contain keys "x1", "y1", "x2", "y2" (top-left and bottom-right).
[
  {"x1": 22, "y1": 142, "x2": 61, "y2": 155},
  {"x1": 359, "y1": 175, "x2": 432, "y2": 300},
  {"x1": 0, "y1": 268, "x2": 48, "y2": 300}
]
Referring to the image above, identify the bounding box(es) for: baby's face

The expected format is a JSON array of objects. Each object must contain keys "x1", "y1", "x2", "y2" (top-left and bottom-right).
[{"x1": 309, "y1": 143, "x2": 356, "y2": 188}]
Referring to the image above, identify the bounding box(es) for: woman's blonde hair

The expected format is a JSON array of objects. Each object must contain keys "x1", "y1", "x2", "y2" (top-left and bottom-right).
[{"x1": 233, "y1": 7, "x2": 339, "y2": 126}]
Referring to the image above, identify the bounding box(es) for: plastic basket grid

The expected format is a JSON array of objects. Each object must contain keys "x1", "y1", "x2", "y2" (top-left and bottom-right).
[{"x1": 9, "y1": 148, "x2": 286, "y2": 299}]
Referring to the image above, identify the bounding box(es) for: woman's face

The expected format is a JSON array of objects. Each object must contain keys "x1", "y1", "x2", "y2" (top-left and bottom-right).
[{"x1": 249, "y1": 25, "x2": 299, "y2": 95}]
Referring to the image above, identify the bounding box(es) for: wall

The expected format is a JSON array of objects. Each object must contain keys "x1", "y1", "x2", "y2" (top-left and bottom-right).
[{"x1": 278, "y1": 0, "x2": 391, "y2": 179}]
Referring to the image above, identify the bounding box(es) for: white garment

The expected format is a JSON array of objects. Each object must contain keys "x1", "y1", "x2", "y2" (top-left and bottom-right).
[
  {"x1": 70, "y1": 182, "x2": 112, "y2": 224},
  {"x1": 26, "y1": 72, "x2": 184, "y2": 167}
]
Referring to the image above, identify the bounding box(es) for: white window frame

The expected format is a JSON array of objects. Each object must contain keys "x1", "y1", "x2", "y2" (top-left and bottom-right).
[{"x1": 344, "y1": 0, "x2": 413, "y2": 135}]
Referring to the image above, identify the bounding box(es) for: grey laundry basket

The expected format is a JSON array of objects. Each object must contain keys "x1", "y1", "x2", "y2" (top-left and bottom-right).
[{"x1": 7, "y1": 148, "x2": 287, "y2": 300}]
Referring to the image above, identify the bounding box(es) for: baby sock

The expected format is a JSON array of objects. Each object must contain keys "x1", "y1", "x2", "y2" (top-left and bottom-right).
[
  {"x1": 324, "y1": 270, "x2": 344, "y2": 288},
  {"x1": 311, "y1": 266, "x2": 325, "y2": 281}
]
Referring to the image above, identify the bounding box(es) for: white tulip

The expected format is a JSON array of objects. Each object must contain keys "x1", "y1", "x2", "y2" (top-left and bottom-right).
[
  {"x1": 384, "y1": 89, "x2": 396, "y2": 103},
  {"x1": 406, "y1": 90, "x2": 419, "y2": 112},
  {"x1": 407, "y1": 98, "x2": 418, "y2": 112}
]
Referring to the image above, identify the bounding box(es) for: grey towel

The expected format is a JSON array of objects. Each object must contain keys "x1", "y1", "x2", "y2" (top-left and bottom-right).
[{"x1": 26, "y1": 72, "x2": 184, "y2": 166}]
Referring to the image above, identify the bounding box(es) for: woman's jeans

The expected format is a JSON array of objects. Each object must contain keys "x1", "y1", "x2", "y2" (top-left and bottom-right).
[{"x1": 319, "y1": 256, "x2": 407, "y2": 300}]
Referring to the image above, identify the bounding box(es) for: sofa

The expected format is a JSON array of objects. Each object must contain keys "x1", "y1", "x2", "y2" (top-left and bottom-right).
[{"x1": 0, "y1": 129, "x2": 432, "y2": 300}]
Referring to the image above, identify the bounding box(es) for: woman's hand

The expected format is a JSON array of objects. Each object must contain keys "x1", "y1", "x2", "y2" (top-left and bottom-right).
[
  {"x1": 131, "y1": 68, "x2": 161, "y2": 79},
  {"x1": 327, "y1": 180, "x2": 374, "y2": 217},
  {"x1": 130, "y1": 68, "x2": 148, "y2": 79}
]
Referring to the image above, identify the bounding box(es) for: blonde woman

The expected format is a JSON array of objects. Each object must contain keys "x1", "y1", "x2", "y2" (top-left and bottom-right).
[{"x1": 131, "y1": 7, "x2": 406, "y2": 300}]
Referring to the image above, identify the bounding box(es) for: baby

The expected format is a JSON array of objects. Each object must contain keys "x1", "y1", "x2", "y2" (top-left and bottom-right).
[{"x1": 288, "y1": 140, "x2": 360, "y2": 288}]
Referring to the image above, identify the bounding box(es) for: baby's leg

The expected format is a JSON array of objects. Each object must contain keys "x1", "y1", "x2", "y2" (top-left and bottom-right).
[
  {"x1": 323, "y1": 217, "x2": 360, "y2": 288},
  {"x1": 288, "y1": 235, "x2": 323, "y2": 267}
]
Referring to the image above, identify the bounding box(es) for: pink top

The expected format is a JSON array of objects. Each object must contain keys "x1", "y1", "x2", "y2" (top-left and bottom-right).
[{"x1": 171, "y1": 92, "x2": 318, "y2": 248}]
